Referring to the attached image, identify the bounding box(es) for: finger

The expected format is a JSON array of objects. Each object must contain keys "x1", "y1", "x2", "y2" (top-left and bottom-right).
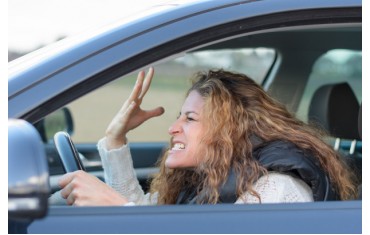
[
  {"x1": 120, "y1": 101, "x2": 137, "y2": 126},
  {"x1": 58, "y1": 172, "x2": 75, "y2": 188},
  {"x1": 144, "y1": 106, "x2": 165, "y2": 119},
  {"x1": 139, "y1": 67, "x2": 154, "y2": 99},
  {"x1": 66, "y1": 189, "x2": 76, "y2": 205},
  {"x1": 60, "y1": 181, "x2": 74, "y2": 201},
  {"x1": 128, "y1": 70, "x2": 145, "y2": 102}
]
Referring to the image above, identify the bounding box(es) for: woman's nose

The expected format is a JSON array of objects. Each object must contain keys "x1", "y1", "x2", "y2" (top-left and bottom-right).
[{"x1": 168, "y1": 119, "x2": 182, "y2": 136}]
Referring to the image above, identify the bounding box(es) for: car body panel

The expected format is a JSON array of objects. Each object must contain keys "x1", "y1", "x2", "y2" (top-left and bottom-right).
[{"x1": 28, "y1": 201, "x2": 361, "y2": 233}]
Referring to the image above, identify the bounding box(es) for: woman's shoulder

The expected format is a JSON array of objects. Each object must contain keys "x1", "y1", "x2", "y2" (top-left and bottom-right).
[
  {"x1": 252, "y1": 140, "x2": 316, "y2": 174},
  {"x1": 253, "y1": 140, "x2": 308, "y2": 159},
  {"x1": 252, "y1": 140, "x2": 334, "y2": 201},
  {"x1": 254, "y1": 172, "x2": 312, "y2": 193},
  {"x1": 257, "y1": 172, "x2": 314, "y2": 202},
  {"x1": 236, "y1": 172, "x2": 314, "y2": 204}
]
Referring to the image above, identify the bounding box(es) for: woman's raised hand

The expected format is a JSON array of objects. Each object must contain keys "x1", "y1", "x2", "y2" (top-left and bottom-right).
[{"x1": 105, "y1": 67, "x2": 165, "y2": 150}]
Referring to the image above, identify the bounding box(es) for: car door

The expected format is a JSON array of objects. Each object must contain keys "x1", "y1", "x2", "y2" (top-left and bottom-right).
[{"x1": 9, "y1": 0, "x2": 362, "y2": 233}]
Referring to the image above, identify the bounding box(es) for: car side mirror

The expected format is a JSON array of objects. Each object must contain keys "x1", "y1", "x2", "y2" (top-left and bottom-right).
[
  {"x1": 8, "y1": 119, "x2": 50, "y2": 219},
  {"x1": 34, "y1": 107, "x2": 74, "y2": 143}
]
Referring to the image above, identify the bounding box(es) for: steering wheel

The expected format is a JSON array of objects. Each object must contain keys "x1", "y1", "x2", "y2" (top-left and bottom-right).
[
  {"x1": 48, "y1": 132, "x2": 85, "y2": 205},
  {"x1": 54, "y1": 131, "x2": 85, "y2": 172}
]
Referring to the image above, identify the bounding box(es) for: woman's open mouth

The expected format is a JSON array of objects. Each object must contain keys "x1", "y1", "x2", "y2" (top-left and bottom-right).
[{"x1": 171, "y1": 143, "x2": 185, "y2": 150}]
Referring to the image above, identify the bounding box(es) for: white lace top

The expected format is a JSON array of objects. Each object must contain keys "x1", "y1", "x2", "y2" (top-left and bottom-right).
[{"x1": 97, "y1": 138, "x2": 314, "y2": 205}]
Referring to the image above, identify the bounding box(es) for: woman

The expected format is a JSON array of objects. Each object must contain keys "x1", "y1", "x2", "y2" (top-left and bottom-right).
[{"x1": 58, "y1": 67, "x2": 357, "y2": 206}]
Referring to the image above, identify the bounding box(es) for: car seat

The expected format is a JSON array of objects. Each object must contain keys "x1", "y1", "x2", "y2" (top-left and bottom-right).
[
  {"x1": 308, "y1": 82, "x2": 362, "y2": 196},
  {"x1": 308, "y1": 83, "x2": 360, "y2": 141}
]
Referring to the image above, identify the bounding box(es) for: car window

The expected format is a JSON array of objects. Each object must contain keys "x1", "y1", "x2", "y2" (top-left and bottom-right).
[
  {"x1": 67, "y1": 48, "x2": 276, "y2": 143},
  {"x1": 296, "y1": 49, "x2": 362, "y2": 122}
]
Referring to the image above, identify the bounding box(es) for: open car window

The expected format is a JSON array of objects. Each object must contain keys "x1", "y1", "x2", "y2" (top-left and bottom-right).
[
  {"x1": 66, "y1": 48, "x2": 276, "y2": 143},
  {"x1": 39, "y1": 25, "x2": 361, "y2": 196}
]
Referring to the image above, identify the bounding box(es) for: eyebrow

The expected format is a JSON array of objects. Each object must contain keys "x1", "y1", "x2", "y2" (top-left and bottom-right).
[{"x1": 179, "y1": 111, "x2": 199, "y2": 116}]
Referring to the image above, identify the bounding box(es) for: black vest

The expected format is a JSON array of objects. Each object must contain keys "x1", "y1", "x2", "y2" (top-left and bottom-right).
[{"x1": 176, "y1": 140, "x2": 339, "y2": 204}]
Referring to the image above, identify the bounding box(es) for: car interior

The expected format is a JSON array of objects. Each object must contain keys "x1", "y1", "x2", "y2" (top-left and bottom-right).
[{"x1": 38, "y1": 24, "x2": 361, "y2": 201}]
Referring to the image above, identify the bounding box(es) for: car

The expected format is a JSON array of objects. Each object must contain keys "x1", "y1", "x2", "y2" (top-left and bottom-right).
[{"x1": 8, "y1": 0, "x2": 362, "y2": 233}]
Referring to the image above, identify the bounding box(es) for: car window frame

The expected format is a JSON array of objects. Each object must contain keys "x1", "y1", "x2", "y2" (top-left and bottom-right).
[{"x1": 18, "y1": 7, "x2": 361, "y2": 124}]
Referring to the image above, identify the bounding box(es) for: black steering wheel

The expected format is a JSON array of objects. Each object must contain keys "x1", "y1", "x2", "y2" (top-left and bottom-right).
[{"x1": 54, "y1": 131, "x2": 85, "y2": 172}]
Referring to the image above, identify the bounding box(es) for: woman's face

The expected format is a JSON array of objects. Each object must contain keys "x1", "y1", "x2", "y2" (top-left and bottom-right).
[{"x1": 166, "y1": 90, "x2": 205, "y2": 169}]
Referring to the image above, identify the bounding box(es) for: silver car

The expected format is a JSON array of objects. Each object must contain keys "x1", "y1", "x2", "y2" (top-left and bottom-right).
[{"x1": 9, "y1": 0, "x2": 362, "y2": 233}]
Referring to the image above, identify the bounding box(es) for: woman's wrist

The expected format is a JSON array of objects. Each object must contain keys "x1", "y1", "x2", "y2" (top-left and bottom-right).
[{"x1": 105, "y1": 135, "x2": 127, "y2": 150}]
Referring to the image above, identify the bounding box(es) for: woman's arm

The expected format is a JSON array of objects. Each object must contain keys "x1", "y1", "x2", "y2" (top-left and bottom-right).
[{"x1": 98, "y1": 137, "x2": 157, "y2": 205}]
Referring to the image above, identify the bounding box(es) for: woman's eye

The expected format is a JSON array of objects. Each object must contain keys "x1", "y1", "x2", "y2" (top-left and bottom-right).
[{"x1": 186, "y1": 116, "x2": 195, "y2": 121}]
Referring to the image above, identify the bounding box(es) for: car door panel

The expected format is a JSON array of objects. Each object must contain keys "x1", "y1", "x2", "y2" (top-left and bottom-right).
[{"x1": 27, "y1": 201, "x2": 361, "y2": 233}]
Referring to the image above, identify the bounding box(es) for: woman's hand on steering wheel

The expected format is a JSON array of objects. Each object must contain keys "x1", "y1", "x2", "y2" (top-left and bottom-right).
[{"x1": 58, "y1": 170, "x2": 129, "y2": 206}]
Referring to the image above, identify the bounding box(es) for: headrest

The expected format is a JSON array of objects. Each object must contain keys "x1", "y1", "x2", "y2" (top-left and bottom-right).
[{"x1": 308, "y1": 83, "x2": 360, "y2": 140}]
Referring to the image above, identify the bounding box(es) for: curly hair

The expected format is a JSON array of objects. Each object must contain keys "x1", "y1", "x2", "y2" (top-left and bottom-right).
[{"x1": 150, "y1": 69, "x2": 358, "y2": 204}]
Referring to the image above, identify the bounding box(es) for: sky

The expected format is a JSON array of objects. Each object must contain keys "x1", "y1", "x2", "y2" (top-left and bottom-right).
[{"x1": 8, "y1": 0, "x2": 173, "y2": 52}]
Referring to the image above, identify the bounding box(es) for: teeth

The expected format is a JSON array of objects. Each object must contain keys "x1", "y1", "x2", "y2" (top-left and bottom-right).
[{"x1": 172, "y1": 143, "x2": 185, "y2": 150}]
